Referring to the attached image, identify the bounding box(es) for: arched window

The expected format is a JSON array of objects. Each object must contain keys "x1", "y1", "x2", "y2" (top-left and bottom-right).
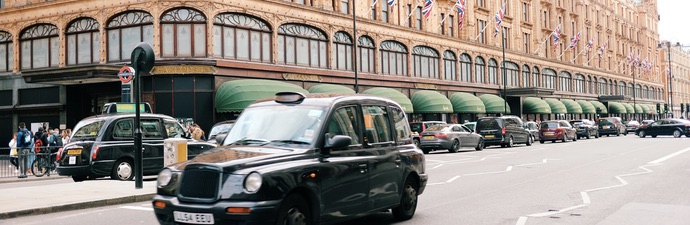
[
  {"x1": 586, "y1": 76, "x2": 592, "y2": 94},
  {"x1": 609, "y1": 79, "x2": 614, "y2": 95},
  {"x1": 107, "y1": 10, "x2": 154, "y2": 62},
  {"x1": 599, "y1": 79, "x2": 608, "y2": 95},
  {"x1": 20, "y1": 24, "x2": 59, "y2": 69},
  {"x1": 522, "y1": 65, "x2": 530, "y2": 88},
  {"x1": 358, "y1": 36, "x2": 375, "y2": 73},
  {"x1": 380, "y1": 40, "x2": 408, "y2": 75},
  {"x1": 443, "y1": 50, "x2": 457, "y2": 81},
  {"x1": 574, "y1": 74, "x2": 585, "y2": 93},
  {"x1": 161, "y1": 8, "x2": 207, "y2": 57},
  {"x1": 636, "y1": 84, "x2": 642, "y2": 99},
  {"x1": 488, "y1": 58, "x2": 498, "y2": 84},
  {"x1": 542, "y1": 68, "x2": 556, "y2": 89},
  {"x1": 643, "y1": 86, "x2": 649, "y2": 99},
  {"x1": 0, "y1": 31, "x2": 12, "y2": 72},
  {"x1": 504, "y1": 62, "x2": 519, "y2": 87},
  {"x1": 412, "y1": 46, "x2": 439, "y2": 79},
  {"x1": 213, "y1": 13, "x2": 271, "y2": 62},
  {"x1": 618, "y1": 81, "x2": 626, "y2": 96},
  {"x1": 277, "y1": 23, "x2": 328, "y2": 68},
  {"x1": 531, "y1": 66, "x2": 540, "y2": 88},
  {"x1": 474, "y1": 56, "x2": 485, "y2": 83},
  {"x1": 558, "y1": 71, "x2": 571, "y2": 92},
  {"x1": 66, "y1": 18, "x2": 100, "y2": 65},
  {"x1": 333, "y1": 31, "x2": 352, "y2": 71},
  {"x1": 459, "y1": 53, "x2": 472, "y2": 82},
  {"x1": 592, "y1": 77, "x2": 598, "y2": 94}
]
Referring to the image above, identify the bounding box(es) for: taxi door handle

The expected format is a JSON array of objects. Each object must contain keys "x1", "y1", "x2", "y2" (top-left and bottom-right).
[{"x1": 359, "y1": 164, "x2": 368, "y2": 173}]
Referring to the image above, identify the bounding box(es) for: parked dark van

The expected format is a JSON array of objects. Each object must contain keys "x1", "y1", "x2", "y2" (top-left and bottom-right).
[
  {"x1": 56, "y1": 113, "x2": 215, "y2": 182},
  {"x1": 476, "y1": 116, "x2": 533, "y2": 148},
  {"x1": 152, "y1": 92, "x2": 428, "y2": 225},
  {"x1": 597, "y1": 117, "x2": 627, "y2": 136}
]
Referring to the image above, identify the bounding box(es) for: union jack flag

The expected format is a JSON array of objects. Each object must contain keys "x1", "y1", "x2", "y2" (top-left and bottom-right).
[
  {"x1": 455, "y1": 0, "x2": 466, "y2": 29},
  {"x1": 494, "y1": 2, "x2": 505, "y2": 38},
  {"x1": 422, "y1": 0, "x2": 434, "y2": 20},
  {"x1": 387, "y1": 0, "x2": 396, "y2": 8},
  {"x1": 634, "y1": 53, "x2": 640, "y2": 66},
  {"x1": 586, "y1": 37, "x2": 595, "y2": 50},
  {"x1": 627, "y1": 52, "x2": 635, "y2": 64},
  {"x1": 553, "y1": 24, "x2": 562, "y2": 49},
  {"x1": 666, "y1": 65, "x2": 671, "y2": 75},
  {"x1": 640, "y1": 57, "x2": 648, "y2": 69},
  {"x1": 647, "y1": 61, "x2": 654, "y2": 73},
  {"x1": 568, "y1": 32, "x2": 581, "y2": 51}
]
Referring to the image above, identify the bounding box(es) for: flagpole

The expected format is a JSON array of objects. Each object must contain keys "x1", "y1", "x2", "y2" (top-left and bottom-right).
[
  {"x1": 570, "y1": 47, "x2": 588, "y2": 63},
  {"x1": 533, "y1": 33, "x2": 553, "y2": 55},
  {"x1": 435, "y1": 7, "x2": 454, "y2": 31},
  {"x1": 366, "y1": 0, "x2": 380, "y2": 16},
  {"x1": 474, "y1": 22, "x2": 490, "y2": 41},
  {"x1": 402, "y1": 0, "x2": 424, "y2": 27}
]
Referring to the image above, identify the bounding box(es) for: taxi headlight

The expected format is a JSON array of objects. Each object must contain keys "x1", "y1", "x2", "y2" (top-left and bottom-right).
[
  {"x1": 157, "y1": 169, "x2": 173, "y2": 187},
  {"x1": 243, "y1": 172, "x2": 262, "y2": 193}
]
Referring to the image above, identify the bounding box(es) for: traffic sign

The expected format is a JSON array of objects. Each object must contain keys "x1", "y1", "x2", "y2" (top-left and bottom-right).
[{"x1": 118, "y1": 66, "x2": 135, "y2": 83}]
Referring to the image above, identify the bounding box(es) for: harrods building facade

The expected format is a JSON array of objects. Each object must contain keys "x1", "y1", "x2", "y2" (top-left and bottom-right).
[{"x1": 0, "y1": 0, "x2": 666, "y2": 144}]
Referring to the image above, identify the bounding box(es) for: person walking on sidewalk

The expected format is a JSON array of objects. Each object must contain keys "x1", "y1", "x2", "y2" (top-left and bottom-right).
[
  {"x1": 8, "y1": 133, "x2": 18, "y2": 171},
  {"x1": 16, "y1": 122, "x2": 33, "y2": 178}
]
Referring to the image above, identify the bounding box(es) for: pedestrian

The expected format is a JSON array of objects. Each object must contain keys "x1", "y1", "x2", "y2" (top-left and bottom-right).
[
  {"x1": 16, "y1": 122, "x2": 33, "y2": 178},
  {"x1": 8, "y1": 133, "x2": 18, "y2": 171},
  {"x1": 47, "y1": 128, "x2": 62, "y2": 153},
  {"x1": 61, "y1": 129, "x2": 70, "y2": 144},
  {"x1": 191, "y1": 124, "x2": 206, "y2": 141}
]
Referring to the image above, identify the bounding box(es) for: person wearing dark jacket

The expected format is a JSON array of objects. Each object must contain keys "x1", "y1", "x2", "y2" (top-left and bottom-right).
[{"x1": 16, "y1": 122, "x2": 32, "y2": 178}]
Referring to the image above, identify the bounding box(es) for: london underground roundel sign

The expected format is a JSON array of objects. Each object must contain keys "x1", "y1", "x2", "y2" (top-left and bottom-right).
[{"x1": 118, "y1": 66, "x2": 135, "y2": 83}]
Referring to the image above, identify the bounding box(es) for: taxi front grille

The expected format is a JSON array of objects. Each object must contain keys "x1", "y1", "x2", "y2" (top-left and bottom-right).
[{"x1": 178, "y1": 167, "x2": 221, "y2": 202}]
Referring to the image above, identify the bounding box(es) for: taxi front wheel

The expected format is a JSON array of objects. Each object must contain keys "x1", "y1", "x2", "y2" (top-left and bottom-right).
[
  {"x1": 392, "y1": 178, "x2": 418, "y2": 221},
  {"x1": 112, "y1": 159, "x2": 134, "y2": 181},
  {"x1": 276, "y1": 194, "x2": 311, "y2": 225}
]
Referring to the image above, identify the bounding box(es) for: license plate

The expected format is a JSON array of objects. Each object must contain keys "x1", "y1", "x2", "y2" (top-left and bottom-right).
[
  {"x1": 544, "y1": 132, "x2": 554, "y2": 136},
  {"x1": 67, "y1": 149, "x2": 82, "y2": 155},
  {"x1": 485, "y1": 135, "x2": 495, "y2": 139},
  {"x1": 68, "y1": 156, "x2": 76, "y2": 165},
  {"x1": 174, "y1": 211, "x2": 214, "y2": 224},
  {"x1": 423, "y1": 136, "x2": 435, "y2": 140},
  {"x1": 603, "y1": 126, "x2": 610, "y2": 129}
]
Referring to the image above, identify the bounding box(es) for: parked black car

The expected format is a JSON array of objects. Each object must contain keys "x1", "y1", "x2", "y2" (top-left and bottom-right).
[
  {"x1": 56, "y1": 112, "x2": 215, "y2": 182},
  {"x1": 569, "y1": 119, "x2": 599, "y2": 139},
  {"x1": 524, "y1": 121, "x2": 540, "y2": 141},
  {"x1": 636, "y1": 119, "x2": 690, "y2": 138},
  {"x1": 597, "y1": 117, "x2": 627, "y2": 137},
  {"x1": 152, "y1": 92, "x2": 428, "y2": 225},
  {"x1": 476, "y1": 116, "x2": 533, "y2": 148}
]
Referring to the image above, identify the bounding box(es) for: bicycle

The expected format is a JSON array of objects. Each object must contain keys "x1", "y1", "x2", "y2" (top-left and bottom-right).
[{"x1": 31, "y1": 147, "x2": 57, "y2": 177}]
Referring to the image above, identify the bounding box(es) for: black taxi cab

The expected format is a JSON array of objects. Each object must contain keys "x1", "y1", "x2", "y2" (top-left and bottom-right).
[
  {"x1": 152, "y1": 92, "x2": 428, "y2": 225},
  {"x1": 56, "y1": 104, "x2": 215, "y2": 182}
]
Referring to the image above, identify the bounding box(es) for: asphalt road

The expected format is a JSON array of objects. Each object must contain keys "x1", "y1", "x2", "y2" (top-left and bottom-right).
[{"x1": 4, "y1": 135, "x2": 690, "y2": 225}]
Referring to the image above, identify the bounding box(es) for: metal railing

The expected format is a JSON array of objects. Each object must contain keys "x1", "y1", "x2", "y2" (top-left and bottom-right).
[{"x1": 0, "y1": 146, "x2": 62, "y2": 179}]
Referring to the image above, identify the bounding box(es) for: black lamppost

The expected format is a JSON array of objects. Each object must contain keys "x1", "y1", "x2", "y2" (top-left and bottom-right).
[
  {"x1": 130, "y1": 43, "x2": 155, "y2": 189},
  {"x1": 352, "y1": 0, "x2": 359, "y2": 93},
  {"x1": 501, "y1": 28, "x2": 507, "y2": 115},
  {"x1": 667, "y1": 42, "x2": 674, "y2": 118}
]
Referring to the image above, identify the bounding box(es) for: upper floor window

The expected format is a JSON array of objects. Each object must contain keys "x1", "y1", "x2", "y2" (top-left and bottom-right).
[
  {"x1": 213, "y1": 13, "x2": 271, "y2": 62},
  {"x1": 415, "y1": 6, "x2": 422, "y2": 30},
  {"x1": 106, "y1": 10, "x2": 154, "y2": 62},
  {"x1": 558, "y1": 71, "x2": 571, "y2": 92},
  {"x1": 459, "y1": 53, "x2": 471, "y2": 82},
  {"x1": 66, "y1": 18, "x2": 100, "y2": 65},
  {"x1": 341, "y1": 0, "x2": 349, "y2": 14},
  {"x1": 488, "y1": 58, "x2": 498, "y2": 84},
  {"x1": 542, "y1": 68, "x2": 556, "y2": 89},
  {"x1": 522, "y1": 2, "x2": 529, "y2": 21},
  {"x1": 358, "y1": 36, "x2": 375, "y2": 73},
  {"x1": 277, "y1": 24, "x2": 328, "y2": 68},
  {"x1": 505, "y1": 62, "x2": 519, "y2": 87},
  {"x1": 574, "y1": 74, "x2": 585, "y2": 93},
  {"x1": 381, "y1": 0, "x2": 389, "y2": 23},
  {"x1": 20, "y1": 24, "x2": 59, "y2": 70},
  {"x1": 0, "y1": 31, "x2": 12, "y2": 72},
  {"x1": 477, "y1": 20, "x2": 487, "y2": 44},
  {"x1": 477, "y1": 0, "x2": 485, "y2": 8},
  {"x1": 161, "y1": 8, "x2": 207, "y2": 58},
  {"x1": 412, "y1": 46, "x2": 439, "y2": 79},
  {"x1": 380, "y1": 40, "x2": 408, "y2": 76},
  {"x1": 443, "y1": 50, "x2": 457, "y2": 81},
  {"x1": 531, "y1": 66, "x2": 540, "y2": 88},
  {"x1": 522, "y1": 65, "x2": 530, "y2": 88},
  {"x1": 475, "y1": 56, "x2": 485, "y2": 83},
  {"x1": 333, "y1": 31, "x2": 353, "y2": 71}
]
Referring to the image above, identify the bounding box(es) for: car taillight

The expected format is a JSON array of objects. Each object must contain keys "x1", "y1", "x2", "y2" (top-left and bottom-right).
[
  {"x1": 501, "y1": 128, "x2": 506, "y2": 135},
  {"x1": 435, "y1": 133, "x2": 448, "y2": 139},
  {"x1": 91, "y1": 146, "x2": 100, "y2": 160},
  {"x1": 556, "y1": 128, "x2": 563, "y2": 133},
  {"x1": 56, "y1": 148, "x2": 63, "y2": 161}
]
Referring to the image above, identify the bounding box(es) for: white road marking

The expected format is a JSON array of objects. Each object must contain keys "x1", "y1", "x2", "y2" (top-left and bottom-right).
[
  {"x1": 581, "y1": 192, "x2": 591, "y2": 204},
  {"x1": 527, "y1": 204, "x2": 588, "y2": 217},
  {"x1": 516, "y1": 216, "x2": 528, "y2": 225},
  {"x1": 446, "y1": 175, "x2": 461, "y2": 183},
  {"x1": 430, "y1": 164, "x2": 444, "y2": 169},
  {"x1": 464, "y1": 166, "x2": 513, "y2": 176},
  {"x1": 55, "y1": 208, "x2": 110, "y2": 220},
  {"x1": 515, "y1": 159, "x2": 560, "y2": 167},
  {"x1": 120, "y1": 205, "x2": 154, "y2": 211},
  {"x1": 648, "y1": 147, "x2": 690, "y2": 164}
]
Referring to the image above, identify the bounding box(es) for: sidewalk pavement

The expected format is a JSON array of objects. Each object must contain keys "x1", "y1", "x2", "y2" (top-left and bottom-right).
[{"x1": 0, "y1": 176, "x2": 157, "y2": 220}]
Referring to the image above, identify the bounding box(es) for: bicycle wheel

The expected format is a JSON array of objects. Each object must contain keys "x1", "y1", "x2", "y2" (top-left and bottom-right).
[{"x1": 31, "y1": 156, "x2": 48, "y2": 177}]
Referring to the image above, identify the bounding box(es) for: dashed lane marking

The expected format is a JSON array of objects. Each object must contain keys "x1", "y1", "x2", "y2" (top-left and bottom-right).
[{"x1": 120, "y1": 205, "x2": 154, "y2": 211}]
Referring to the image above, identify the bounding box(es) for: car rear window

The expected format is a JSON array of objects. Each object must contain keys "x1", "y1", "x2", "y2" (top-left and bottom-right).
[
  {"x1": 426, "y1": 124, "x2": 450, "y2": 131},
  {"x1": 599, "y1": 118, "x2": 614, "y2": 125},
  {"x1": 410, "y1": 123, "x2": 423, "y2": 133},
  {"x1": 540, "y1": 122, "x2": 559, "y2": 129},
  {"x1": 572, "y1": 122, "x2": 583, "y2": 126},
  {"x1": 477, "y1": 119, "x2": 502, "y2": 130}
]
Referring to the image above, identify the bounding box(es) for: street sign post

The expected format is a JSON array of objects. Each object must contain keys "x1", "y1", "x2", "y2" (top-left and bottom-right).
[
  {"x1": 118, "y1": 66, "x2": 135, "y2": 103},
  {"x1": 130, "y1": 43, "x2": 155, "y2": 189}
]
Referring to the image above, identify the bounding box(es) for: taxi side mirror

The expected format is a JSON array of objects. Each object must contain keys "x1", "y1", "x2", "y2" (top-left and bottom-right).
[{"x1": 322, "y1": 133, "x2": 352, "y2": 155}]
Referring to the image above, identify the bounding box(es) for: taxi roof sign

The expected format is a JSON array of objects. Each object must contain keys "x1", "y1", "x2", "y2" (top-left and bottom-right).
[{"x1": 102, "y1": 102, "x2": 152, "y2": 114}]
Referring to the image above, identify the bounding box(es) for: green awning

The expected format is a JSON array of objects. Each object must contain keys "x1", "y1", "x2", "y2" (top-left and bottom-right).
[
  {"x1": 620, "y1": 103, "x2": 634, "y2": 114},
  {"x1": 608, "y1": 102, "x2": 627, "y2": 114},
  {"x1": 363, "y1": 87, "x2": 413, "y2": 113},
  {"x1": 449, "y1": 92, "x2": 486, "y2": 113},
  {"x1": 479, "y1": 94, "x2": 511, "y2": 113},
  {"x1": 216, "y1": 79, "x2": 309, "y2": 112},
  {"x1": 633, "y1": 104, "x2": 644, "y2": 114},
  {"x1": 523, "y1": 97, "x2": 552, "y2": 114},
  {"x1": 576, "y1": 100, "x2": 596, "y2": 114},
  {"x1": 589, "y1": 101, "x2": 608, "y2": 114},
  {"x1": 544, "y1": 98, "x2": 567, "y2": 114},
  {"x1": 639, "y1": 104, "x2": 650, "y2": 114},
  {"x1": 411, "y1": 90, "x2": 453, "y2": 113},
  {"x1": 561, "y1": 99, "x2": 583, "y2": 114},
  {"x1": 308, "y1": 84, "x2": 355, "y2": 94}
]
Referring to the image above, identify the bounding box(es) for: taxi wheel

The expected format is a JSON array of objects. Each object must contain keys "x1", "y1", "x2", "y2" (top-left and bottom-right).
[
  {"x1": 72, "y1": 175, "x2": 87, "y2": 182},
  {"x1": 507, "y1": 136, "x2": 514, "y2": 148},
  {"x1": 449, "y1": 140, "x2": 459, "y2": 153},
  {"x1": 112, "y1": 159, "x2": 134, "y2": 181},
  {"x1": 639, "y1": 131, "x2": 646, "y2": 138},
  {"x1": 392, "y1": 178, "x2": 418, "y2": 221},
  {"x1": 526, "y1": 136, "x2": 533, "y2": 146},
  {"x1": 413, "y1": 139, "x2": 420, "y2": 146},
  {"x1": 673, "y1": 130, "x2": 682, "y2": 138},
  {"x1": 475, "y1": 139, "x2": 484, "y2": 151},
  {"x1": 540, "y1": 140, "x2": 545, "y2": 144},
  {"x1": 276, "y1": 194, "x2": 311, "y2": 225}
]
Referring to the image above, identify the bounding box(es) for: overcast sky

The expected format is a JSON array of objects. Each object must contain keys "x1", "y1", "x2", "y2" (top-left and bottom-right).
[{"x1": 658, "y1": 0, "x2": 688, "y2": 45}]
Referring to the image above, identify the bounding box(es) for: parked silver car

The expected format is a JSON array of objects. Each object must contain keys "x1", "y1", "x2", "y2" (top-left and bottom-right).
[{"x1": 419, "y1": 124, "x2": 484, "y2": 154}]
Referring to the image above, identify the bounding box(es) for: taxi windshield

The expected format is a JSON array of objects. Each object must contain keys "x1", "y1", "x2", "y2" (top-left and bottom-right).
[
  {"x1": 71, "y1": 119, "x2": 105, "y2": 141},
  {"x1": 222, "y1": 105, "x2": 326, "y2": 147}
]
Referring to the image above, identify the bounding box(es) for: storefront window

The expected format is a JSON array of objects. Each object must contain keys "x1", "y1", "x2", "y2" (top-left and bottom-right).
[
  {"x1": 161, "y1": 7, "x2": 207, "y2": 58},
  {"x1": 20, "y1": 24, "x2": 59, "y2": 70},
  {"x1": 106, "y1": 10, "x2": 154, "y2": 62},
  {"x1": 358, "y1": 36, "x2": 375, "y2": 73},
  {"x1": 213, "y1": 13, "x2": 271, "y2": 62},
  {"x1": 66, "y1": 18, "x2": 100, "y2": 65},
  {"x1": 412, "y1": 46, "x2": 439, "y2": 79},
  {"x1": 380, "y1": 40, "x2": 408, "y2": 76},
  {"x1": 333, "y1": 31, "x2": 352, "y2": 71},
  {"x1": 277, "y1": 24, "x2": 328, "y2": 68},
  {"x1": 0, "y1": 30, "x2": 12, "y2": 72}
]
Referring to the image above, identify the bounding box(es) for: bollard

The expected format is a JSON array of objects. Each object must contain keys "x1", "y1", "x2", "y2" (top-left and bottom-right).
[{"x1": 163, "y1": 138, "x2": 188, "y2": 166}]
